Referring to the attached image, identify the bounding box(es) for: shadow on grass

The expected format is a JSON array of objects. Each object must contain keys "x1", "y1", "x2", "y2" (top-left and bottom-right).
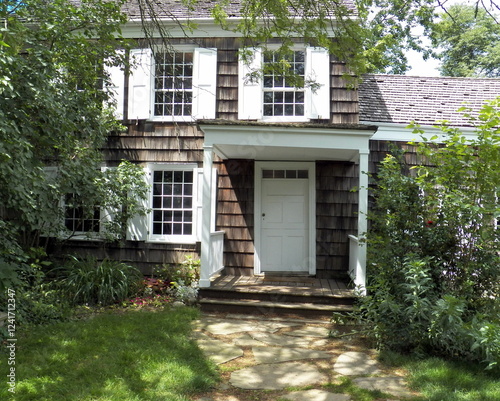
[{"x1": 1, "y1": 307, "x2": 218, "y2": 401}]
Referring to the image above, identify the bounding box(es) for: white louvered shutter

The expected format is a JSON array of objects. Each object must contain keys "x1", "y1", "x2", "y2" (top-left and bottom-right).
[
  {"x1": 238, "y1": 48, "x2": 263, "y2": 120},
  {"x1": 104, "y1": 50, "x2": 125, "y2": 120},
  {"x1": 306, "y1": 47, "x2": 330, "y2": 119},
  {"x1": 128, "y1": 48, "x2": 153, "y2": 120},
  {"x1": 195, "y1": 167, "x2": 218, "y2": 240},
  {"x1": 126, "y1": 166, "x2": 150, "y2": 241},
  {"x1": 192, "y1": 48, "x2": 217, "y2": 119}
]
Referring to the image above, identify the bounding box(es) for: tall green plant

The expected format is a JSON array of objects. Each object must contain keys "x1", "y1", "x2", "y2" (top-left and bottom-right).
[
  {"x1": 348, "y1": 99, "x2": 500, "y2": 370},
  {"x1": 58, "y1": 257, "x2": 142, "y2": 306}
]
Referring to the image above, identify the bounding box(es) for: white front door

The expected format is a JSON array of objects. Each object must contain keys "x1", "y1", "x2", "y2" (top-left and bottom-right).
[{"x1": 260, "y1": 176, "x2": 309, "y2": 273}]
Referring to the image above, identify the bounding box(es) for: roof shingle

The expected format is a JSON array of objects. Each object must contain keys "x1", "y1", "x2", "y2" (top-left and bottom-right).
[{"x1": 359, "y1": 74, "x2": 500, "y2": 127}]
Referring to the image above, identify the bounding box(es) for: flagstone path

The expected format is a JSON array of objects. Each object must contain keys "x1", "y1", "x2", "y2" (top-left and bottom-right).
[{"x1": 193, "y1": 313, "x2": 416, "y2": 401}]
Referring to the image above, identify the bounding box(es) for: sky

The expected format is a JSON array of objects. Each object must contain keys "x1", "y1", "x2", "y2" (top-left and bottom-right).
[{"x1": 406, "y1": 48, "x2": 441, "y2": 77}]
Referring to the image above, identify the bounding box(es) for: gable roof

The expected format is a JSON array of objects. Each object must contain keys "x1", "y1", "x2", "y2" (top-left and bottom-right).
[{"x1": 359, "y1": 74, "x2": 500, "y2": 127}]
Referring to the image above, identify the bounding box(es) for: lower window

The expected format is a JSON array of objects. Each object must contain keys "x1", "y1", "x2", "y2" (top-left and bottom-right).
[
  {"x1": 64, "y1": 193, "x2": 100, "y2": 234},
  {"x1": 149, "y1": 166, "x2": 196, "y2": 242}
]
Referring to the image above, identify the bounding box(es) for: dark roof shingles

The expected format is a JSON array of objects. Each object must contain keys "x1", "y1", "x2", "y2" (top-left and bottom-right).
[{"x1": 359, "y1": 74, "x2": 500, "y2": 127}]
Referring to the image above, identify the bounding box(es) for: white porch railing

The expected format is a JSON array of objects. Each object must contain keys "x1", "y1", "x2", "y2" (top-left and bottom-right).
[
  {"x1": 348, "y1": 235, "x2": 366, "y2": 295},
  {"x1": 199, "y1": 231, "x2": 225, "y2": 287}
]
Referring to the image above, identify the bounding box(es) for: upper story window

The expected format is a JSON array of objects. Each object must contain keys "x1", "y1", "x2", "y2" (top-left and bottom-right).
[
  {"x1": 128, "y1": 47, "x2": 217, "y2": 122},
  {"x1": 263, "y1": 51, "x2": 305, "y2": 117},
  {"x1": 239, "y1": 46, "x2": 330, "y2": 122},
  {"x1": 154, "y1": 51, "x2": 193, "y2": 117}
]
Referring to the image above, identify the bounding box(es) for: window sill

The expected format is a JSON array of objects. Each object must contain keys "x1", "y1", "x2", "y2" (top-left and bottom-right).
[
  {"x1": 260, "y1": 116, "x2": 310, "y2": 123},
  {"x1": 146, "y1": 237, "x2": 198, "y2": 245}
]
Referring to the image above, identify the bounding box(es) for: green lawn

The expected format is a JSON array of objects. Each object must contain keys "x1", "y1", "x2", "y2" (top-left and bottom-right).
[
  {"x1": 1, "y1": 307, "x2": 218, "y2": 401},
  {"x1": 380, "y1": 351, "x2": 500, "y2": 401}
]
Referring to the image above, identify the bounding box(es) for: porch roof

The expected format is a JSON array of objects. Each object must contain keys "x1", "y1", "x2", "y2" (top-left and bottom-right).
[{"x1": 198, "y1": 120, "x2": 377, "y2": 162}]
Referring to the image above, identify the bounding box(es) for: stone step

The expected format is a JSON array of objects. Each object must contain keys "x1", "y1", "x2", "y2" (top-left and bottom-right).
[
  {"x1": 199, "y1": 297, "x2": 354, "y2": 318},
  {"x1": 199, "y1": 287, "x2": 356, "y2": 306}
]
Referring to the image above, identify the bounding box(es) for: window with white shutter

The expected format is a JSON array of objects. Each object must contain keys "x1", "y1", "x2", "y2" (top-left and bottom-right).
[
  {"x1": 128, "y1": 47, "x2": 217, "y2": 121},
  {"x1": 239, "y1": 46, "x2": 330, "y2": 121}
]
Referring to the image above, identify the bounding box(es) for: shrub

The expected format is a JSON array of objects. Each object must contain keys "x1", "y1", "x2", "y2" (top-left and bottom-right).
[
  {"x1": 338, "y1": 101, "x2": 500, "y2": 371},
  {"x1": 57, "y1": 256, "x2": 142, "y2": 306},
  {"x1": 0, "y1": 248, "x2": 70, "y2": 332},
  {"x1": 153, "y1": 255, "x2": 200, "y2": 287}
]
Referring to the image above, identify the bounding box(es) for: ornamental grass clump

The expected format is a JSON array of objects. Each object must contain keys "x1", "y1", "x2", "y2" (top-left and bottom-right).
[{"x1": 57, "y1": 256, "x2": 142, "y2": 306}]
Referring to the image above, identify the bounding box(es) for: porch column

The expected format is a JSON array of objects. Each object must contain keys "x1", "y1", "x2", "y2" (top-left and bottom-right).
[
  {"x1": 199, "y1": 145, "x2": 214, "y2": 288},
  {"x1": 356, "y1": 150, "x2": 369, "y2": 295}
]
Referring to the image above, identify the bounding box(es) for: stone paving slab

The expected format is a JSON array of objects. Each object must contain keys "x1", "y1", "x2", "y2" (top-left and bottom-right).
[
  {"x1": 229, "y1": 361, "x2": 327, "y2": 390},
  {"x1": 194, "y1": 317, "x2": 301, "y2": 335},
  {"x1": 283, "y1": 389, "x2": 351, "y2": 401},
  {"x1": 285, "y1": 326, "x2": 330, "y2": 338},
  {"x1": 353, "y1": 377, "x2": 413, "y2": 398},
  {"x1": 252, "y1": 346, "x2": 332, "y2": 363},
  {"x1": 251, "y1": 332, "x2": 315, "y2": 348},
  {"x1": 194, "y1": 333, "x2": 243, "y2": 364},
  {"x1": 333, "y1": 351, "x2": 381, "y2": 376},
  {"x1": 233, "y1": 334, "x2": 265, "y2": 347}
]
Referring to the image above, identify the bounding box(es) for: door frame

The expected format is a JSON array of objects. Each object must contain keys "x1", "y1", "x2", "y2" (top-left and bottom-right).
[{"x1": 254, "y1": 161, "x2": 316, "y2": 275}]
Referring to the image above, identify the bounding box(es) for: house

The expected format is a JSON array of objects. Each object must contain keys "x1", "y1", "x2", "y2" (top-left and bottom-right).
[{"x1": 61, "y1": 1, "x2": 500, "y2": 293}]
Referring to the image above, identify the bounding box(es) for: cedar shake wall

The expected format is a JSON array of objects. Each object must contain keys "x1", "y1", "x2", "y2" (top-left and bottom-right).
[
  {"x1": 330, "y1": 61, "x2": 359, "y2": 124},
  {"x1": 369, "y1": 140, "x2": 420, "y2": 176},
  {"x1": 316, "y1": 161, "x2": 359, "y2": 278},
  {"x1": 58, "y1": 122, "x2": 206, "y2": 274},
  {"x1": 216, "y1": 160, "x2": 255, "y2": 275}
]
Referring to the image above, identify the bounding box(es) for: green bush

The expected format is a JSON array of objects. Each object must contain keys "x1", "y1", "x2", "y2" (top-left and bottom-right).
[
  {"x1": 0, "y1": 248, "x2": 71, "y2": 332},
  {"x1": 153, "y1": 255, "x2": 200, "y2": 287},
  {"x1": 57, "y1": 256, "x2": 142, "y2": 306},
  {"x1": 339, "y1": 100, "x2": 500, "y2": 371}
]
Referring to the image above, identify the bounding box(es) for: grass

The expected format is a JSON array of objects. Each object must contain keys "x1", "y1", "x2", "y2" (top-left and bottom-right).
[
  {"x1": 0, "y1": 306, "x2": 218, "y2": 401},
  {"x1": 380, "y1": 351, "x2": 500, "y2": 401}
]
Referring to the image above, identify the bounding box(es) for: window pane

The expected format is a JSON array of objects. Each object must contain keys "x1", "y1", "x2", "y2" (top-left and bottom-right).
[
  {"x1": 295, "y1": 104, "x2": 304, "y2": 116},
  {"x1": 173, "y1": 197, "x2": 182, "y2": 208},
  {"x1": 163, "y1": 197, "x2": 172, "y2": 208}
]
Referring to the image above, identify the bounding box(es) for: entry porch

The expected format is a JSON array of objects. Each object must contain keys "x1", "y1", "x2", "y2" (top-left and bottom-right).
[{"x1": 197, "y1": 121, "x2": 377, "y2": 295}]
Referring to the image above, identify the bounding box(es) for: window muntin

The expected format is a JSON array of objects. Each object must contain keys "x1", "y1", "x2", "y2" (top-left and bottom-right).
[
  {"x1": 263, "y1": 51, "x2": 305, "y2": 117},
  {"x1": 64, "y1": 193, "x2": 100, "y2": 234},
  {"x1": 151, "y1": 169, "x2": 194, "y2": 237},
  {"x1": 154, "y1": 52, "x2": 193, "y2": 117}
]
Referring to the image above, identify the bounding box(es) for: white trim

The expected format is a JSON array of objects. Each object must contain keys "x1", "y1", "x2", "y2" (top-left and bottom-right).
[
  {"x1": 121, "y1": 20, "x2": 337, "y2": 39},
  {"x1": 365, "y1": 121, "x2": 477, "y2": 142},
  {"x1": 254, "y1": 161, "x2": 316, "y2": 275}
]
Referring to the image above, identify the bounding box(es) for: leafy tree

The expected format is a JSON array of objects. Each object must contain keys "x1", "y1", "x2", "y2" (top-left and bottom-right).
[
  {"x1": 0, "y1": 0, "x2": 148, "y2": 281},
  {"x1": 432, "y1": 4, "x2": 500, "y2": 77}
]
